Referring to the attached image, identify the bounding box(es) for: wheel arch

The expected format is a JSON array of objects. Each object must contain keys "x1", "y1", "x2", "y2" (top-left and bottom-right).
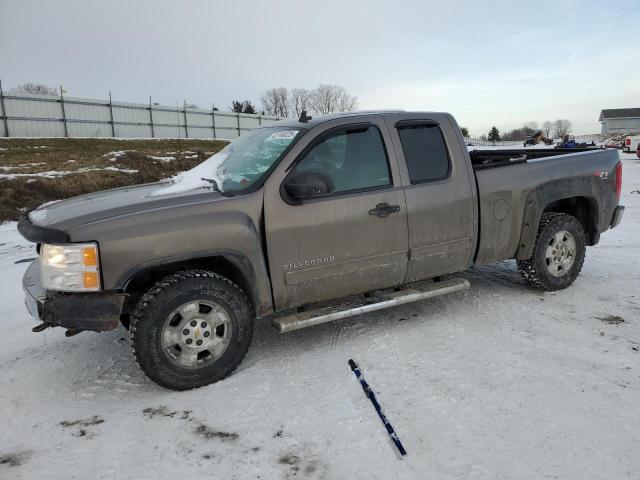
[
  {"x1": 542, "y1": 196, "x2": 599, "y2": 244},
  {"x1": 516, "y1": 181, "x2": 601, "y2": 260},
  {"x1": 121, "y1": 252, "x2": 270, "y2": 318}
]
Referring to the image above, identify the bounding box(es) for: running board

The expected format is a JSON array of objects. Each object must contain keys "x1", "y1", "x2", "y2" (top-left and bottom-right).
[{"x1": 272, "y1": 277, "x2": 470, "y2": 334}]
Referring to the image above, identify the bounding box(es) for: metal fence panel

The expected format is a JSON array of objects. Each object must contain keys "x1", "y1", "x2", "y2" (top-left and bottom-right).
[
  {"x1": 68, "y1": 121, "x2": 113, "y2": 137},
  {"x1": 5, "y1": 95, "x2": 62, "y2": 120},
  {"x1": 0, "y1": 87, "x2": 280, "y2": 138},
  {"x1": 185, "y1": 110, "x2": 210, "y2": 128},
  {"x1": 112, "y1": 104, "x2": 150, "y2": 125},
  {"x1": 9, "y1": 119, "x2": 65, "y2": 137},
  {"x1": 66, "y1": 101, "x2": 111, "y2": 122},
  {"x1": 153, "y1": 125, "x2": 186, "y2": 139},
  {"x1": 152, "y1": 108, "x2": 181, "y2": 126},
  {"x1": 115, "y1": 123, "x2": 151, "y2": 138}
]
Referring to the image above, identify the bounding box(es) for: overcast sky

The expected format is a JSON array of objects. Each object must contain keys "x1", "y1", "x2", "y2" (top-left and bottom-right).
[{"x1": 1, "y1": 0, "x2": 638, "y2": 136}]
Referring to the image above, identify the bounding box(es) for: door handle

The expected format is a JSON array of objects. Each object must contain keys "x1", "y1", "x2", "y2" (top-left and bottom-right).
[{"x1": 368, "y1": 203, "x2": 401, "y2": 218}]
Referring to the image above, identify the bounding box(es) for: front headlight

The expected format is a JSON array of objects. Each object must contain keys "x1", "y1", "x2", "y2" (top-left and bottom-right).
[{"x1": 40, "y1": 243, "x2": 101, "y2": 292}]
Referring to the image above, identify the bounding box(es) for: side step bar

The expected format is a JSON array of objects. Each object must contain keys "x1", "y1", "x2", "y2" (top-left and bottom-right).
[{"x1": 272, "y1": 277, "x2": 470, "y2": 334}]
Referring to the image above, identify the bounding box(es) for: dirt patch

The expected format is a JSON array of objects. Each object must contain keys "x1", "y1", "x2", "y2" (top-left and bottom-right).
[
  {"x1": 142, "y1": 406, "x2": 177, "y2": 419},
  {"x1": 279, "y1": 453, "x2": 301, "y2": 466},
  {"x1": 0, "y1": 450, "x2": 31, "y2": 467},
  {"x1": 194, "y1": 424, "x2": 239, "y2": 441},
  {"x1": 278, "y1": 452, "x2": 320, "y2": 477},
  {"x1": 597, "y1": 315, "x2": 626, "y2": 325},
  {"x1": 0, "y1": 137, "x2": 227, "y2": 222},
  {"x1": 59, "y1": 415, "x2": 104, "y2": 438},
  {"x1": 59, "y1": 415, "x2": 104, "y2": 428}
]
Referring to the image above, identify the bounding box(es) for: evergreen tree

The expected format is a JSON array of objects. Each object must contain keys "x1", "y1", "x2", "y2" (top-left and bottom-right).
[
  {"x1": 230, "y1": 100, "x2": 257, "y2": 114},
  {"x1": 241, "y1": 101, "x2": 257, "y2": 114},
  {"x1": 230, "y1": 101, "x2": 244, "y2": 113},
  {"x1": 487, "y1": 126, "x2": 501, "y2": 141}
]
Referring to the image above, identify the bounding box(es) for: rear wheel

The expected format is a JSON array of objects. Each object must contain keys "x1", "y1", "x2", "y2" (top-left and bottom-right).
[
  {"x1": 517, "y1": 213, "x2": 586, "y2": 291},
  {"x1": 130, "y1": 270, "x2": 253, "y2": 390}
]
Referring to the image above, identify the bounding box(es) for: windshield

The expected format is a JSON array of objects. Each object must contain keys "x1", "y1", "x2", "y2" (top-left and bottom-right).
[{"x1": 150, "y1": 126, "x2": 303, "y2": 197}]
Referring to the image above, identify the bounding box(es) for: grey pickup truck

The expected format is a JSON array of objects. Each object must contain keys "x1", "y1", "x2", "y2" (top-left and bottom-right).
[{"x1": 19, "y1": 111, "x2": 625, "y2": 390}]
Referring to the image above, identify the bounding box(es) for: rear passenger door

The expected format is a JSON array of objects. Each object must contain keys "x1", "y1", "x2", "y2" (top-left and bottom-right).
[{"x1": 385, "y1": 115, "x2": 477, "y2": 282}]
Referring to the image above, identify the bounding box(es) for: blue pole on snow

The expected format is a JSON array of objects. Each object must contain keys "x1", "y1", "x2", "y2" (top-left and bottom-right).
[{"x1": 348, "y1": 359, "x2": 407, "y2": 456}]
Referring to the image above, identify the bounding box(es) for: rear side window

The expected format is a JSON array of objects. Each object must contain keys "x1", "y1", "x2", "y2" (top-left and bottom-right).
[{"x1": 397, "y1": 124, "x2": 450, "y2": 183}]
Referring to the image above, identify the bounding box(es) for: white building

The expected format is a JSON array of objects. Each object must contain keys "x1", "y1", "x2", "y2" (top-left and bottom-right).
[{"x1": 599, "y1": 108, "x2": 640, "y2": 135}]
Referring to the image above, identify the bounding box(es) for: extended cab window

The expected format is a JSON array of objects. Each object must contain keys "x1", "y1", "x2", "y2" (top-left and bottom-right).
[
  {"x1": 288, "y1": 125, "x2": 391, "y2": 197},
  {"x1": 397, "y1": 124, "x2": 450, "y2": 183}
]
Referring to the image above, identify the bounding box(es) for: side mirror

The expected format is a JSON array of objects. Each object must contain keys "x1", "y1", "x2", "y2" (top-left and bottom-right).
[
  {"x1": 283, "y1": 180, "x2": 313, "y2": 201},
  {"x1": 283, "y1": 170, "x2": 334, "y2": 202}
]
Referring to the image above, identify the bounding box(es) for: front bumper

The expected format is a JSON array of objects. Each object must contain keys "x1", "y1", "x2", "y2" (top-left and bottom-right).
[
  {"x1": 23, "y1": 261, "x2": 126, "y2": 332},
  {"x1": 610, "y1": 205, "x2": 625, "y2": 229}
]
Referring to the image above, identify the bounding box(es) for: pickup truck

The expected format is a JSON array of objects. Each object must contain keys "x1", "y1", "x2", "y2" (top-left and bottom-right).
[
  {"x1": 622, "y1": 134, "x2": 640, "y2": 154},
  {"x1": 18, "y1": 111, "x2": 625, "y2": 390}
]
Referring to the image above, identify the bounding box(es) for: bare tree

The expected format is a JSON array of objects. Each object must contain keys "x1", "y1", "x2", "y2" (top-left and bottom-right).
[
  {"x1": 553, "y1": 119, "x2": 572, "y2": 138},
  {"x1": 311, "y1": 84, "x2": 357, "y2": 115},
  {"x1": 12, "y1": 83, "x2": 58, "y2": 96},
  {"x1": 289, "y1": 88, "x2": 313, "y2": 118},
  {"x1": 261, "y1": 87, "x2": 289, "y2": 118},
  {"x1": 542, "y1": 121, "x2": 553, "y2": 138},
  {"x1": 524, "y1": 121, "x2": 539, "y2": 131}
]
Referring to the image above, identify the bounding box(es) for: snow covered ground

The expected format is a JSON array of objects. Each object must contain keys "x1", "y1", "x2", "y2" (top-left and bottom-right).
[{"x1": 0, "y1": 152, "x2": 638, "y2": 479}]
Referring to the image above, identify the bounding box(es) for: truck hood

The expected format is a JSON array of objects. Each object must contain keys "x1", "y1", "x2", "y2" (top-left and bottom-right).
[{"x1": 28, "y1": 182, "x2": 221, "y2": 230}]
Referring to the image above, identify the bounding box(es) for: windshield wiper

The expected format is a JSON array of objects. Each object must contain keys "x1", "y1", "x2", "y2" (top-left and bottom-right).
[{"x1": 201, "y1": 177, "x2": 221, "y2": 193}]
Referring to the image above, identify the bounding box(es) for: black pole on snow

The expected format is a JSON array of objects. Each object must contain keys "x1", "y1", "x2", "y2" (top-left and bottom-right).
[{"x1": 348, "y1": 359, "x2": 407, "y2": 456}]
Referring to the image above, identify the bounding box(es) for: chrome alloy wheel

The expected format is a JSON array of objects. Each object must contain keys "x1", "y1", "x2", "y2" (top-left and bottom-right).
[
  {"x1": 545, "y1": 230, "x2": 577, "y2": 277},
  {"x1": 160, "y1": 300, "x2": 232, "y2": 369}
]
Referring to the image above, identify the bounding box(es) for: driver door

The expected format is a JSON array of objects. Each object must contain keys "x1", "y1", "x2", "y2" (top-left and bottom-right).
[{"x1": 263, "y1": 119, "x2": 409, "y2": 310}]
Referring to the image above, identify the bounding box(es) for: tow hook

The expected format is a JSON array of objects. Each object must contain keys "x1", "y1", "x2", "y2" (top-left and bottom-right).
[{"x1": 32, "y1": 322, "x2": 49, "y2": 333}]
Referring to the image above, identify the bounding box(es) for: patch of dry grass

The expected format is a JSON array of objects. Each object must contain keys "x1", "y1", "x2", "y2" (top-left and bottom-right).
[{"x1": 0, "y1": 138, "x2": 228, "y2": 222}]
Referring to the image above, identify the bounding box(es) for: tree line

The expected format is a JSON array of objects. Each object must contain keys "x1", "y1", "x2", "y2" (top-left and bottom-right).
[
  {"x1": 9, "y1": 82, "x2": 358, "y2": 119},
  {"x1": 229, "y1": 84, "x2": 357, "y2": 117},
  {"x1": 482, "y1": 120, "x2": 573, "y2": 142},
  {"x1": 259, "y1": 84, "x2": 357, "y2": 118}
]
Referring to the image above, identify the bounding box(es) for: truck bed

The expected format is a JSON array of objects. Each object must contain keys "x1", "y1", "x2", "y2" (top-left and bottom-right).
[
  {"x1": 471, "y1": 147, "x2": 620, "y2": 266},
  {"x1": 470, "y1": 147, "x2": 604, "y2": 170}
]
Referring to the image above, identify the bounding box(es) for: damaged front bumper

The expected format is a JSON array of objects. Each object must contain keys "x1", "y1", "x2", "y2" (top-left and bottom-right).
[{"x1": 23, "y1": 260, "x2": 126, "y2": 332}]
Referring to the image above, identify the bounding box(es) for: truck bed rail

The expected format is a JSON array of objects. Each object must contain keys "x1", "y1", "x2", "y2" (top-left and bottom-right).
[{"x1": 470, "y1": 147, "x2": 606, "y2": 170}]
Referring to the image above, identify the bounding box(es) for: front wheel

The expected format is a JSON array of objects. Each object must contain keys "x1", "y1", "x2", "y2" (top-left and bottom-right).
[
  {"x1": 517, "y1": 213, "x2": 586, "y2": 291},
  {"x1": 130, "y1": 270, "x2": 253, "y2": 390}
]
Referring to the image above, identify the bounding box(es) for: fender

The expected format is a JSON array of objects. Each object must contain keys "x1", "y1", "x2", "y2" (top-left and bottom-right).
[
  {"x1": 118, "y1": 248, "x2": 272, "y2": 317},
  {"x1": 516, "y1": 176, "x2": 601, "y2": 260},
  {"x1": 66, "y1": 202, "x2": 275, "y2": 316}
]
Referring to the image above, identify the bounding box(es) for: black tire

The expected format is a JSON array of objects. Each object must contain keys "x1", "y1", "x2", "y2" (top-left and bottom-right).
[
  {"x1": 517, "y1": 213, "x2": 586, "y2": 291},
  {"x1": 130, "y1": 270, "x2": 253, "y2": 390}
]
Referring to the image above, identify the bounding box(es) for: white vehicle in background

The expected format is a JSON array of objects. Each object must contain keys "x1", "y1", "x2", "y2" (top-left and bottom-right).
[{"x1": 622, "y1": 134, "x2": 640, "y2": 153}]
